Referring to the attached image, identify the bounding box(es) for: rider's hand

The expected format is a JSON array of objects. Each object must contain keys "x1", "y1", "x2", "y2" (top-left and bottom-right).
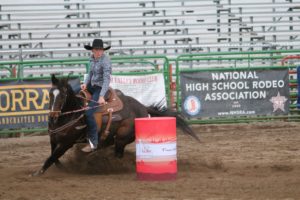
[
  {"x1": 98, "y1": 96, "x2": 106, "y2": 105},
  {"x1": 81, "y1": 84, "x2": 87, "y2": 90}
]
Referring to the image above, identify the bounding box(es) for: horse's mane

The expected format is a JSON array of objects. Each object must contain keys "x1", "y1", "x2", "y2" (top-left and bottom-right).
[{"x1": 54, "y1": 76, "x2": 83, "y2": 110}]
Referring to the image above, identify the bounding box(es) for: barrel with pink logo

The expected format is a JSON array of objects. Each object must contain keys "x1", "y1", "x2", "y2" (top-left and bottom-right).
[{"x1": 135, "y1": 117, "x2": 177, "y2": 181}]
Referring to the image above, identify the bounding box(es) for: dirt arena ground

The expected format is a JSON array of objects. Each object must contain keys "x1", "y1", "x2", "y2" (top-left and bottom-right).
[{"x1": 0, "y1": 122, "x2": 299, "y2": 200}]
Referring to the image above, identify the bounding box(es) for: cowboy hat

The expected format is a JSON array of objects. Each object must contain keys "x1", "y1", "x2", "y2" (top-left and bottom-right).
[{"x1": 84, "y1": 39, "x2": 111, "y2": 50}]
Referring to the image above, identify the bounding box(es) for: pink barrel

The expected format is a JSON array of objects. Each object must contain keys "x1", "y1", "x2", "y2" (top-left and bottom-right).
[{"x1": 135, "y1": 117, "x2": 177, "y2": 181}]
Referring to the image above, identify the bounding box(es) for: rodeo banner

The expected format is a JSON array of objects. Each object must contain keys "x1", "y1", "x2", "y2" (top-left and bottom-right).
[
  {"x1": 0, "y1": 79, "x2": 51, "y2": 130},
  {"x1": 180, "y1": 68, "x2": 290, "y2": 118},
  {"x1": 0, "y1": 78, "x2": 81, "y2": 130}
]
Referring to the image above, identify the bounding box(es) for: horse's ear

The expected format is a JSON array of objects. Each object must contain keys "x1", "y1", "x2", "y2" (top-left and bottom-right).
[{"x1": 51, "y1": 74, "x2": 59, "y2": 85}]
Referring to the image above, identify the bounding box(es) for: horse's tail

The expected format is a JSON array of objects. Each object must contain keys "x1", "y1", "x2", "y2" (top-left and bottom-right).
[{"x1": 146, "y1": 107, "x2": 200, "y2": 142}]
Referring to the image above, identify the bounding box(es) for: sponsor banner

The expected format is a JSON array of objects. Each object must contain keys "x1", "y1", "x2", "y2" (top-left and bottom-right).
[
  {"x1": 180, "y1": 69, "x2": 290, "y2": 118},
  {"x1": 0, "y1": 78, "x2": 81, "y2": 130},
  {"x1": 0, "y1": 80, "x2": 51, "y2": 129},
  {"x1": 110, "y1": 73, "x2": 167, "y2": 109}
]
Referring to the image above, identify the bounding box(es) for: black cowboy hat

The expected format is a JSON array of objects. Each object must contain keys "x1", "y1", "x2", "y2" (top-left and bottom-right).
[{"x1": 84, "y1": 39, "x2": 111, "y2": 51}]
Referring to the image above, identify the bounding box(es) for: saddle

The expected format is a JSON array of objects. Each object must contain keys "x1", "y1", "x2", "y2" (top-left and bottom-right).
[{"x1": 78, "y1": 88, "x2": 124, "y2": 141}]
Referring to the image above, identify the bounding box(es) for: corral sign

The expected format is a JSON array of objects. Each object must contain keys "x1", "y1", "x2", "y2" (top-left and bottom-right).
[
  {"x1": 180, "y1": 68, "x2": 290, "y2": 118},
  {"x1": 0, "y1": 80, "x2": 51, "y2": 129},
  {"x1": 0, "y1": 78, "x2": 81, "y2": 130}
]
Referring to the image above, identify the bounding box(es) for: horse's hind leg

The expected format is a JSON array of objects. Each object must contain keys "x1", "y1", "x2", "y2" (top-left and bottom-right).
[
  {"x1": 114, "y1": 122, "x2": 135, "y2": 158},
  {"x1": 115, "y1": 136, "x2": 134, "y2": 158}
]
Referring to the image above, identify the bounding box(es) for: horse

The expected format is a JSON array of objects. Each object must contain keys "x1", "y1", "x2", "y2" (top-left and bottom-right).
[{"x1": 32, "y1": 74, "x2": 199, "y2": 176}]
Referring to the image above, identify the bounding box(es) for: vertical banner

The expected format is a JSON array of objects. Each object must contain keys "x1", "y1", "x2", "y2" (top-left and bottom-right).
[
  {"x1": 110, "y1": 73, "x2": 167, "y2": 110},
  {"x1": 180, "y1": 69, "x2": 290, "y2": 118}
]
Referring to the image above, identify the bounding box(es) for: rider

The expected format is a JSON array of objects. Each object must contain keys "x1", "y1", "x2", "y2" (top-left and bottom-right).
[{"x1": 81, "y1": 39, "x2": 112, "y2": 153}]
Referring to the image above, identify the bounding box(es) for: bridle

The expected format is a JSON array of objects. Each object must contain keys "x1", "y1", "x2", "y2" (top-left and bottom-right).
[{"x1": 49, "y1": 114, "x2": 85, "y2": 134}]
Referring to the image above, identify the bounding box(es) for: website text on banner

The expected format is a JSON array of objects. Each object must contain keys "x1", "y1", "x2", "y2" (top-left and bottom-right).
[{"x1": 180, "y1": 69, "x2": 290, "y2": 118}]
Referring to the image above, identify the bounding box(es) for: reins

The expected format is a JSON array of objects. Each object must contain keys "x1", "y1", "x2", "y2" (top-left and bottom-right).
[
  {"x1": 49, "y1": 114, "x2": 85, "y2": 134},
  {"x1": 49, "y1": 95, "x2": 104, "y2": 116},
  {"x1": 75, "y1": 94, "x2": 99, "y2": 104},
  {"x1": 48, "y1": 95, "x2": 97, "y2": 134}
]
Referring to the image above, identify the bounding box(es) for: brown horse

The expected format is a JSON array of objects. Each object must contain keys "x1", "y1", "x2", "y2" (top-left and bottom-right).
[{"x1": 32, "y1": 74, "x2": 199, "y2": 176}]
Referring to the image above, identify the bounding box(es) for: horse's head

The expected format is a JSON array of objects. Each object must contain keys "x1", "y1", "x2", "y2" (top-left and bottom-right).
[{"x1": 49, "y1": 74, "x2": 69, "y2": 118}]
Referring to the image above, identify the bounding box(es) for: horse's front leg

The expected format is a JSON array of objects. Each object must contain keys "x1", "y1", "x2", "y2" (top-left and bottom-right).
[
  {"x1": 50, "y1": 141, "x2": 65, "y2": 169},
  {"x1": 31, "y1": 143, "x2": 72, "y2": 176}
]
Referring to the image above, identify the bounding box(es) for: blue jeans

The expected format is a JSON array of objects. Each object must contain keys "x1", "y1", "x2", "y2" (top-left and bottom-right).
[{"x1": 85, "y1": 84, "x2": 101, "y2": 147}]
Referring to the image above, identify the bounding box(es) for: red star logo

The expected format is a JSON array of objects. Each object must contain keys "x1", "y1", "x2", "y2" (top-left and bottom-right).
[{"x1": 269, "y1": 92, "x2": 288, "y2": 112}]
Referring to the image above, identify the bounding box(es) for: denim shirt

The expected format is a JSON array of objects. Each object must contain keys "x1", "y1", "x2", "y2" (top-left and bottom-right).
[{"x1": 84, "y1": 54, "x2": 112, "y2": 97}]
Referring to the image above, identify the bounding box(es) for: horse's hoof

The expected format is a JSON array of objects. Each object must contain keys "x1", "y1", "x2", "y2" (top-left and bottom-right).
[{"x1": 31, "y1": 169, "x2": 44, "y2": 177}]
